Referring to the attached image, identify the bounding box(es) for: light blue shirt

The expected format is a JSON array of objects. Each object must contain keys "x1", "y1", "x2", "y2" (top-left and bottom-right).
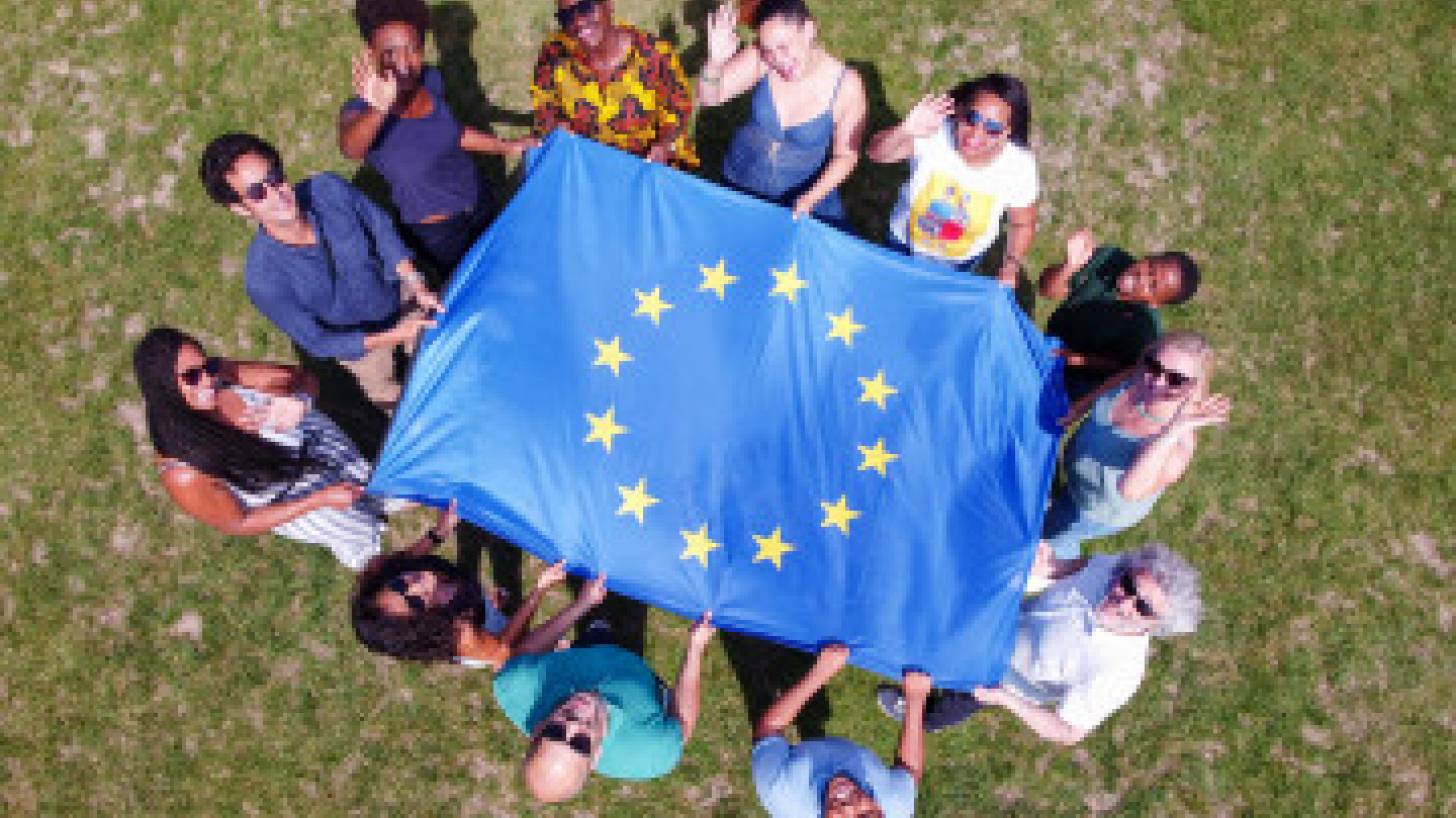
[{"x1": 752, "y1": 736, "x2": 916, "y2": 817}]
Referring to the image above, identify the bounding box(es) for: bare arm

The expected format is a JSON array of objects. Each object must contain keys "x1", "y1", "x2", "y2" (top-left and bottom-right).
[
  {"x1": 995, "y1": 203, "x2": 1039, "y2": 286},
  {"x1": 974, "y1": 685, "x2": 1087, "y2": 746},
  {"x1": 792, "y1": 68, "x2": 866, "y2": 217},
  {"x1": 697, "y1": 3, "x2": 761, "y2": 107},
  {"x1": 162, "y1": 466, "x2": 362, "y2": 536},
  {"x1": 1119, "y1": 394, "x2": 1230, "y2": 500},
  {"x1": 894, "y1": 671, "x2": 933, "y2": 781},
  {"x1": 867, "y1": 93, "x2": 952, "y2": 163},
  {"x1": 1037, "y1": 229, "x2": 1097, "y2": 299},
  {"x1": 670, "y1": 613, "x2": 717, "y2": 743},
  {"x1": 496, "y1": 561, "x2": 568, "y2": 649},
  {"x1": 216, "y1": 358, "x2": 319, "y2": 399},
  {"x1": 754, "y1": 644, "x2": 850, "y2": 740},
  {"x1": 459, "y1": 126, "x2": 538, "y2": 156},
  {"x1": 512, "y1": 574, "x2": 606, "y2": 656}
]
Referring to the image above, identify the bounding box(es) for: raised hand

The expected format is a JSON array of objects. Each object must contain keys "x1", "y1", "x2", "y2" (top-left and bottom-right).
[
  {"x1": 1065, "y1": 228, "x2": 1097, "y2": 271},
  {"x1": 814, "y1": 643, "x2": 851, "y2": 677},
  {"x1": 351, "y1": 47, "x2": 398, "y2": 112},
  {"x1": 535, "y1": 559, "x2": 568, "y2": 591},
  {"x1": 1171, "y1": 393, "x2": 1232, "y2": 432},
  {"x1": 316, "y1": 482, "x2": 365, "y2": 510},
  {"x1": 902, "y1": 669, "x2": 934, "y2": 701},
  {"x1": 705, "y1": 3, "x2": 741, "y2": 67},
  {"x1": 688, "y1": 612, "x2": 717, "y2": 651},
  {"x1": 391, "y1": 313, "x2": 437, "y2": 345},
  {"x1": 576, "y1": 574, "x2": 608, "y2": 608},
  {"x1": 900, "y1": 93, "x2": 955, "y2": 139}
]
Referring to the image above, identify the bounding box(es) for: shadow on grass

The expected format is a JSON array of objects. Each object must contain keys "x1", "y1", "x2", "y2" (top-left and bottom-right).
[
  {"x1": 721, "y1": 634, "x2": 830, "y2": 738},
  {"x1": 455, "y1": 521, "x2": 525, "y2": 612}
]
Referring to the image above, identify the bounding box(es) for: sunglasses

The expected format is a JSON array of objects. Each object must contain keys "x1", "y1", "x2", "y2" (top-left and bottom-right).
[
  {"x1": 1142, "y1": 353, "x2": 1197, "y2": 389},
  {"x1": 239, "y1": 168, "x2": 287, "y2": 203},
  {"x1": 179, "y1": 357, "x2": 221, "y2": 386},
  {"x1": 539, "y1": 721, "x2": 593, "y2": 756},
  {"x1": 1118, "y1": 572, "x2": 1159, "y2": 619},
  {"x1": 959, "y1": 109, "x2": 1007, "y2": 136},
  {"x1": 386, "y1": 576, "x2": 428, "y2": 613},
  {"x1": 555, "y1": 0, "x2": 601, "y2": 28}
]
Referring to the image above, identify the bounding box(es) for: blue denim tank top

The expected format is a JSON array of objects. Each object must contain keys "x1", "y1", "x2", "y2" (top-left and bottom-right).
[{"x1": 721, "y1": 69, "x2": 846, "y2": 223}]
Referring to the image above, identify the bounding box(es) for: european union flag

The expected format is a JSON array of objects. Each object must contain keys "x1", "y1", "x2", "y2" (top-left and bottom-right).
[{"x1": 369, "y1": 133, "x2": 1066, "y2": 688}]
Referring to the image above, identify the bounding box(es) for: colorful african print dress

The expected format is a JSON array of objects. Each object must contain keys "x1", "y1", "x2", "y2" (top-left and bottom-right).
[{"x1": 530, "y1": 24, "x2": 699, "y2": 169}]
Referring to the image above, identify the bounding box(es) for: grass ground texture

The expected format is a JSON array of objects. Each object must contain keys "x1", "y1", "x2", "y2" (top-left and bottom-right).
[{"x1": 0, "y1": 0, "x2": 1452, "y2": 815}]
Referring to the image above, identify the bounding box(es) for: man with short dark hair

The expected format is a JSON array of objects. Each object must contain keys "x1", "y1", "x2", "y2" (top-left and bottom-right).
[
  {"x1": 878, "y1": 543, "x2": 1202, "y2": 746},
  {"x1": 754, "y1": 644, "x2": 930, "y2": 818},
  {"x1": 1038, "y1": 229, "x2": 1200, "y2": 402},
  {"x1": 199, "y1": 132, "x2": 441, "y2": 410}
]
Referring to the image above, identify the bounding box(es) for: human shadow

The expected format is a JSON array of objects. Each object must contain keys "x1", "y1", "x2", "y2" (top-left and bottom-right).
[
  {"x1": 838, "y1": 59, "x2": 901, "y2": 241},
  {"x1": 720, "y1": 633, "x2": 831, "y2": 738},
  {"x1": 455, "y1": 521, "x2": 524, "y2": 614}
]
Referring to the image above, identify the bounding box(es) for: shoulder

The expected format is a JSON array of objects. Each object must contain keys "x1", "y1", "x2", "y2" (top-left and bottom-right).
[
  {"x1": 422, "y1": 65, "x2": 445, "y2": 92},
  {"x1": 305, "y1": 172, "x2": 353, "y2": 198}
]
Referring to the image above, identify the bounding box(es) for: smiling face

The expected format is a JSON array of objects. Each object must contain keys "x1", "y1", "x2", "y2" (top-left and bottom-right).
[
  {"x1": 1117, "y1": 256, "x2": 1185, "y2": 306},
  {"x1": 953, "y1": 90, "x2": 1013, "y2": 165},
  {"x1": 756, "y1": 15, "x2": 815, "y2": 81},
  {"x1": 369, "y1": 21, "x2": 424, "y2": 92},
  {"x1": 371, "y1": 568, "x2": 460, "y2": 617},
  {"x1": 1135, "y1": 341, "x2": 1206, "y2": 405},
  {"x1": 522, "y1": 691, "x2": 607, "y2": 802},
  {"x1": 822, "y1": 774, "x2": 882, "y2": 817},
  {"x1": 1096, "y1": 568, "x2": 1170, "y2": 635},
  {"x1": 557, "y1": 0, "x2": 611, "y2": 51},
  {"x1": 173, "y1": 343, "x2": 218, "y2": 412},
  {"x1": 224, "y1": 151, "x2": 300, "y2": 227}
]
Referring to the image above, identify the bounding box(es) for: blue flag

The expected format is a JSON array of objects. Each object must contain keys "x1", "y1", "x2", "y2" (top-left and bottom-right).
[{"x1": 369, "y1": 133, "x2": 1066, "y2": 688}]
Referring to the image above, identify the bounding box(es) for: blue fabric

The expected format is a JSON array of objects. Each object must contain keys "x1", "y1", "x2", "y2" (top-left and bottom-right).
[
  {"x1": 752, "y1": 735, "x2": 915, "y2": 818},
  {"x1": 244, "y1": 173, "x2": 411, "y2": 360},
  {"x1": 369, "y1": 132, "x2": 1067, "y2": 688},
  {"x1": 494, "y1": 646, "x2": 682, "y2": 780},
  {"x1": 722, "y1": 73, "x2": 845, "y2": 224},
  {"x1": 341, "y1": 67, "x2": 479, "y2": 224}
]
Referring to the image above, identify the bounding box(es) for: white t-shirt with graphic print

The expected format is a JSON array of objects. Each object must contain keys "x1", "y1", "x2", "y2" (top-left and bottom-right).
[{"x1": 888, "y1": 121, "x2": 1038, "y2": 263}]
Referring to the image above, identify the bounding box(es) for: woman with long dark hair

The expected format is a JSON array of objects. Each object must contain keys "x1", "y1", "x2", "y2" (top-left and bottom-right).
[{"x1": 133, "y1": 327, "x2": 388, "y2": 569}]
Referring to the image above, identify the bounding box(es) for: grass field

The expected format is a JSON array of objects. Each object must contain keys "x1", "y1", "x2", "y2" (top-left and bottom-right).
[{"x1": 2, "y1": 0, "x2": 1452, "y2": 814}]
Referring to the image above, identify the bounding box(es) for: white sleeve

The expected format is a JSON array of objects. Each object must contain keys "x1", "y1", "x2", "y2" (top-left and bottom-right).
[{"x1": 1006, "y1": 150, "x2": 1039, "y2": 209}]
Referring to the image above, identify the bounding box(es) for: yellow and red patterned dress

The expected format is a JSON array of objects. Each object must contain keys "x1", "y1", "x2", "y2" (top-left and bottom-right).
[{"x1": 530, "y1": 23, "x2": 700, "y2": 169}]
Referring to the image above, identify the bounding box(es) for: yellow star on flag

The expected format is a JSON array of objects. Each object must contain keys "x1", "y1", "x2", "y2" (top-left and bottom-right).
[
  {"x1": 857, "y1": 438, "x2": 900, "y2": 477},
  {"x1": 820, "y1": 494, "x2": 862, "y2": 535},
  {"x1": 698, "y1": 258, "x2": 737, "y2": 300},
  {"x1": 592, "y1": 336, "x2": 633, "y2": 377},
  {"x1": 584, "y1": 406, "x2": 628, "y2": 453},
  {"x1": 769, "y1": 263, "x2": 809, "y2": 304},
  {"x1": 633, "y1": 286, "x2": 674, "y2": 326},
  {"x1": 615, "y1": 477, "x2": 659, "y2": 525},
  {"x1": 826, "y1": 308, "x2": 865, "y2": 347},
  {"x1": 679, "y1": 523, "x2": 721, "y2": 568},
  {"x1": 858, "y1": 369, "x2": 899, "y2": 411},
  {"x1": 751, "y1": 526, "x2": 796, "y2": 570}
]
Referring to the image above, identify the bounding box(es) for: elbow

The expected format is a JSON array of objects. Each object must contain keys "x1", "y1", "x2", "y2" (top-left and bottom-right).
[{"x1": 1052, "y1": 727, "x2": 1088, "y2": 747}]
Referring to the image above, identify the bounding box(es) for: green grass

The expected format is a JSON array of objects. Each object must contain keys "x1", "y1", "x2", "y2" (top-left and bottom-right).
[{"x1": 2, "y1": 0, "x2": 1453, "y2": 814}]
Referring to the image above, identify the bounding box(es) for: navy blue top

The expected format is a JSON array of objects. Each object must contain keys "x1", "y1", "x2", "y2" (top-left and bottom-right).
[
  {"x1": 341, "y1": 67, "x2": 479, "y2": 224},
  {"x1": 243, "y1": 173, "x2": 412, "y2": 361},
  {"x1": 722, "y1": 71, "x2": 845, "y2": 222}
]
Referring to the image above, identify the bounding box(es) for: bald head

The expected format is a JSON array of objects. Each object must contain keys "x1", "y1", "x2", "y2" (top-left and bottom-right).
[{"x1": 521, "y1": 740, "x2": 592, "y2": 803}]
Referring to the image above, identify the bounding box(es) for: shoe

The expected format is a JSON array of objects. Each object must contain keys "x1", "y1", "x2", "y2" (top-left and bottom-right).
[
  {"x1": 875, "y1": 686, "x2": 982, "y2": 734},
  {"x1": 876, "y1": 685, "x2": 906, "y2": 721}
]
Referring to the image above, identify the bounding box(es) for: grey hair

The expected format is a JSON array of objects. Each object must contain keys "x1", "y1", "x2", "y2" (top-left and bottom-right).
[{"x1": 1121, "y1": 542, "x2": 1202, "y2": 637}]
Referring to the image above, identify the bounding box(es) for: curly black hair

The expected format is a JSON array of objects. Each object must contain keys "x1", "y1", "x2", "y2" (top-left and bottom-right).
[
  {"x1": 351, "y1": 553, "x2": 486, "y2": 663},
  {"x1": 1150, "y1": 251, "x2": 1201, "y2": 305},
  {"x1": 197, "y1": 133, "x2": 282, "y2": 206},
  {"x1": 354, "y1": 0, "x2": 429, "y2": 43}
]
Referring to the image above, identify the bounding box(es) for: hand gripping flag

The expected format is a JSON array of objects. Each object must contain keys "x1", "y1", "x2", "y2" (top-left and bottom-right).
[{"x1": 369, "y1": 133, "x2": 1066, "y2": 688}]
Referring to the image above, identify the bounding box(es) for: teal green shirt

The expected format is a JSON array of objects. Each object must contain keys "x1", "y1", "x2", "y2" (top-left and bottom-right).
[
  {"x1": 1047, "y1": 246, "x2": 1163, "y2": 401},
  {"x1": 493, "y1": 646, "x2": 683, "y2": 780}
]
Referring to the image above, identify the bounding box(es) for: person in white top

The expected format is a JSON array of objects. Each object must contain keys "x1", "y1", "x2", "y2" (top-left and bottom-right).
[
  {"x1": 867, "y1": 72, "x2": 1039, "y2": 287},
  {"x1": 878, "y1": 543, "x2": 1202, "y2": 745}
]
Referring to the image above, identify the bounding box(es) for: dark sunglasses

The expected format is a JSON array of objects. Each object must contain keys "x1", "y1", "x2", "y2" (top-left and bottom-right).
[
  {"x1": 1142, "y1": 353, "x2": 1196, "y2": 389},
  {"x1": 240, "y1": 168, "x2": 287, "y2": 203},
  {"x1": 179, "y1": 357, "x2": 221, "y2": 386},
  {"x1": 539, "y1": 722, "x2": 593, "y2": 756},
  {"x1": 959, "y1": 109, "x2": 1007, "y2": 136},
  {"x1": 1118, "y1": 572, "x2": 1159, "y2": 619},
  {"x1": 386, "y1": 576, "x2": 428, "y2": 613},
  {"x1": 555, "y1": 0, "x2": 601, "y2": 28}
]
